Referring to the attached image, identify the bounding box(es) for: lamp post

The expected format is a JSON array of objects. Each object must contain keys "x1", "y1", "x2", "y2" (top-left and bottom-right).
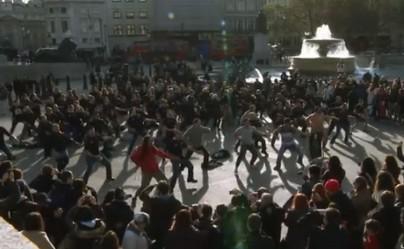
[{"x1": 221, "y1": 19, "x2": 229, "y2": 82}]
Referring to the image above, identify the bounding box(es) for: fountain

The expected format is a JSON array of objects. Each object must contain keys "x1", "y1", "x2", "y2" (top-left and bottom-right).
[{"x1": 290, "y1": 25, "x2": 355, "y2": 74}]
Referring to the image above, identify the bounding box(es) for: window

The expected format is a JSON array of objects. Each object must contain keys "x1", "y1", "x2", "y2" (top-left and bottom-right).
[
  {"x1": 139, "y1": 0, "x2": 146, "y2": 2},
  {"x1": 52, "y1": 38, "x2": 56, "y2": 45},
  {"x1": 139, "y1": 11, "x2": 148, "y2": 18},
  {"x1": 125, "y1": 0, "x2": 134, "y2": 2},
  {"x1": 61, "y1": 20, "x2": 68, "y2": 33},
  {"x1": 81, "y1": 21, "x2": 88, "y2": 32},
  {"x1": 94, "y1": 37, "x2": 101, "y2": 43},
  {"x1": 112, "y1": 0, "x2": 121, "y2": 2},
  {"x1": 139, "y1": 24, "x2": 148, "y2": 35},
  {"x1": 126, "y1": 11, "x2": 135, "y2": 19},
  {"x1": 61, "y1": 7, "x2": 67, "y2": 13},
  {"x1": 246, "y1": 0, "x2": 255, "y2": 11},
  {"x1": 82, "y1": 38, "x2": 88, "y2": 43},
  {"x1": 236, "y1": 0, "x2": 245, "y2": 11},
  {"x1": 226, "y1": 0, "x2": 234, "y2": 11},
  {"x1": 127, "y1": 24, "x2": 135, "y2": 35},
  {"x1": 49, "y1": 8, "x2": 53, "y2": 14},
  {"x1": 113, "y1": 10, "x2": 121, "y2": 19},
  {"x1": 113, "y1": 25, "x2": 123, "y2": 35},
  {"x1": 50, "y1": 21, "x2": 55, "y2": 33}
]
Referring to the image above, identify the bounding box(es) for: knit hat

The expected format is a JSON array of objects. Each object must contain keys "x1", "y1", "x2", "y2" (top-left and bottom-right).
[{"x1": 324, "y1": 179, "x2": 340, "y2": 193}]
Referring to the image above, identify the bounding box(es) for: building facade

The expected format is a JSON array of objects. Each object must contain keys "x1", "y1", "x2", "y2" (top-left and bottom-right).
[
  {"x1": 43, "y1": 0, "x2": 107, "y2": 52},
  {"x1": 150, "y1": 0, "x2": 224, "y2": 59},
  {"x1": 0, "y1": 0, "x2": 47, "y2": 51},
  {"x1": 106, "y1": 0, "x2": 152, "y2": 52}
]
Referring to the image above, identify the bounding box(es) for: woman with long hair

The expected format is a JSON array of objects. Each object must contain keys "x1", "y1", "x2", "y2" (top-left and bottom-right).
[
  {"x1": 322, "y1": 156, "x2": 346, "y2": 184},
  {"x1": 310, "y1": 183, "x2": 329, "y2": 209},
  {"x1": 283, "y1": 193, "x2": 312, "y2": 249},
  {"x1": 359, "y1": 157, "x2": 377, "y2": 188},
  {"x1": 21, "y1": 212, "x2": 55, "y2": 249},
  {"x1": 373, "y1": 171, "x2": 396, "y2": 206},
  {"x1": 131, "y1": 135, "x2": 174, "y2": 201},
  {"x1": 382, "y1": 155, "x2": 400, "y2": 184}
]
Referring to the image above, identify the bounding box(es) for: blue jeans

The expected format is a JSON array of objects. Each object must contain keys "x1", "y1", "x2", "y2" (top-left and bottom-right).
[
  {"x1": 54, "y1": 149, "x2": 69, "y2": 171},
  {"x1": 276, "y1": 143, "x2": 303, "y2": 168},
  {"x1": 170, "y1": 158, "x2": 194, "y2": 189},
  {"x1": 83, "y1": 154, "x2": 112, "y2": 183}
]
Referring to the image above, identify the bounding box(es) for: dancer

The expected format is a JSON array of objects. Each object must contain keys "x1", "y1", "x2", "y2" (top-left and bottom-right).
[
  {"x1": 306, "y1": 108, "x2": 328, "y2": 159},
  {"x1": 183, "y1": 118, "x2": 211, "y2": 169},
  {"x1": 234, "y1": 120, "x2": 267, "y2": 173},
  {"x1": 83, "y1": 127, "x2": 114, "y2": 184},
  {"x1": 131, "y1": 135, "x2": 173, "y2": 203},
  {"x1": 272, "y1": 119, "x2": 304, "y2": 171}
]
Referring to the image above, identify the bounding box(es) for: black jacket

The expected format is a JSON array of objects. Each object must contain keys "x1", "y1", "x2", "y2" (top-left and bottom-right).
[
  {"x1": 371, "y1": 206, "x2": 401, "y2": 249},
  {"x1": 246, "y1": 231, "x2": 275, "y2": 249},
  {"x1": 307, "y1": 224, "x2": 349, "y2": 249},
  {"x1": 104, "y1": 200, "x2": 134, "y2": 241}
]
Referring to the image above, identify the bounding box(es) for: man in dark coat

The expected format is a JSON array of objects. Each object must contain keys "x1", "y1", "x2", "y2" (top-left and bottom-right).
[
  {"x1": 307, "y1": 208, "x2": 349, "y2": 249},
  {"x1": 104, "y1": 188, "x2": 134, "y2": 242},
  {"x1": 245, "y1": 213, "x2": 275, "y2": 249},
  {"x1": 370, "y1": 190, "x2": 401, "y2": 249}
]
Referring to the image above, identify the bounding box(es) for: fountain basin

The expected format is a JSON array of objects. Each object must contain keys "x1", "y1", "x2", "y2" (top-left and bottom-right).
[{"x1": 291, "y1": 56, "x2": 355, "y2": 74}]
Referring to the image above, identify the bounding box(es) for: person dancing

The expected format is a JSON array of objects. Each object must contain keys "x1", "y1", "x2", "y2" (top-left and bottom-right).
[
  {"x1": 272, "y1": 119, "x2": 304, "y2": 171},
  {"x1": 131, "y1": 135, "x2": 175, "y2": 205}
]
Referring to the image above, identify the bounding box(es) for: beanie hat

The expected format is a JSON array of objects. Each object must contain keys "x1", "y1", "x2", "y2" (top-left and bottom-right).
[{"x1": 324, "y1": 179, "x2": 340, "y2": 193}]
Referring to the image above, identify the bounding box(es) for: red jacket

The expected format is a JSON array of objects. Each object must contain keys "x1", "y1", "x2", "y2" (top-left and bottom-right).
[{"x1": 131, "y1": 145, "x2": 173, "y2": 173}]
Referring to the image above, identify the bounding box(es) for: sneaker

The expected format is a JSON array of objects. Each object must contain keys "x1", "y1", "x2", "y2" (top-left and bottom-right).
[
  {"x1": 187, "y1": 178, "x2": 198, "y2": 183},
  {"x1": 106, "y1": 177, "x2": 115, "y2": 182},
  {"x1": 274, "y1": 166, "x2": 281, "y2": 171}
]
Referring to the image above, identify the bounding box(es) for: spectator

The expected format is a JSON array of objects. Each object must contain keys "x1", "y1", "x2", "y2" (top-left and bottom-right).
[
  {"x1": 139, "y1": 181, "x2": 182, "y2": 249},
  {"x1": 122, "y1": 212, "x2": 151, "y2": 249},
  {"x1": 165, "y1": 209, "x2": 203, "y2": 249},
  {"x1": 257, "y1": 193, "x2": 284, "y2": 248},
  {"x1": 58, "y1": 206, "x2": 106, "y2": 249},
  {"x1": 359, "y1": 157, "x2": 377, "y2": 188},
  {"x1": 322, "y1": 156, "x2": 346, "y2": 184},
  {"x1": 283, "y1": 193, "x2": 312, "y2": 249},
  {"x1": 29, "y1": 165, "x2": 56, "y2": 194},
  {"x1": 394, "y1": 184, "x2": 404, "y2": 208},
  {"x1": 351, "y1": 176, "x2": 374, "y2": 226},
  {"x1": 194, "y1": 204, "x2": 221, "y2": 249},
  {"x1": 245, "y1": 213, "x2": 275, "y2": 249},
  {"x1": 373, "y1": 171, "x2": 395, "y2": 205},
  {"x1": 324, "y1": 179, "x2": 357, "y2": 228},
  {"x1": 307, "y1": 208, "x2": 349, "y2": 249},
  {"x1": 382, "y1": 155, "x2": 400, "y2": 184},
  {"x1": 310, "y1": 183, "x2": 329, "y2": 209},
  {"x1": 0, "y1": 161, "x2": 21, "y2": 219},
  {"x1": 370, "y1": 191, "x2": 401, "y2": 249},
  {"x1": 21, "y1": 212, "x2": 55, "y2": 249},
  {"x1": 104, "y1": 188, "x2": 133, "y2": 242},
  {"x1": 100, "y1": 231, "x2": 121, "y2": 249},
  {"x1": 363, "y1": 219, "x2": 382, "y2": 249}
]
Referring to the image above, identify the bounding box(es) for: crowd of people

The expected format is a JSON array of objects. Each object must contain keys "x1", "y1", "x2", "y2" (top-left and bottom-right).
[{"x1": 0, "y1": 59, "x2": 404, "y2": 249}]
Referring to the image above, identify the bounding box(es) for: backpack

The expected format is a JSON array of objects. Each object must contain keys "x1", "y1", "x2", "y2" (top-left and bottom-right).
[{"x1": 211, "y1": 149, "x2": 231, "y2": 161}]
